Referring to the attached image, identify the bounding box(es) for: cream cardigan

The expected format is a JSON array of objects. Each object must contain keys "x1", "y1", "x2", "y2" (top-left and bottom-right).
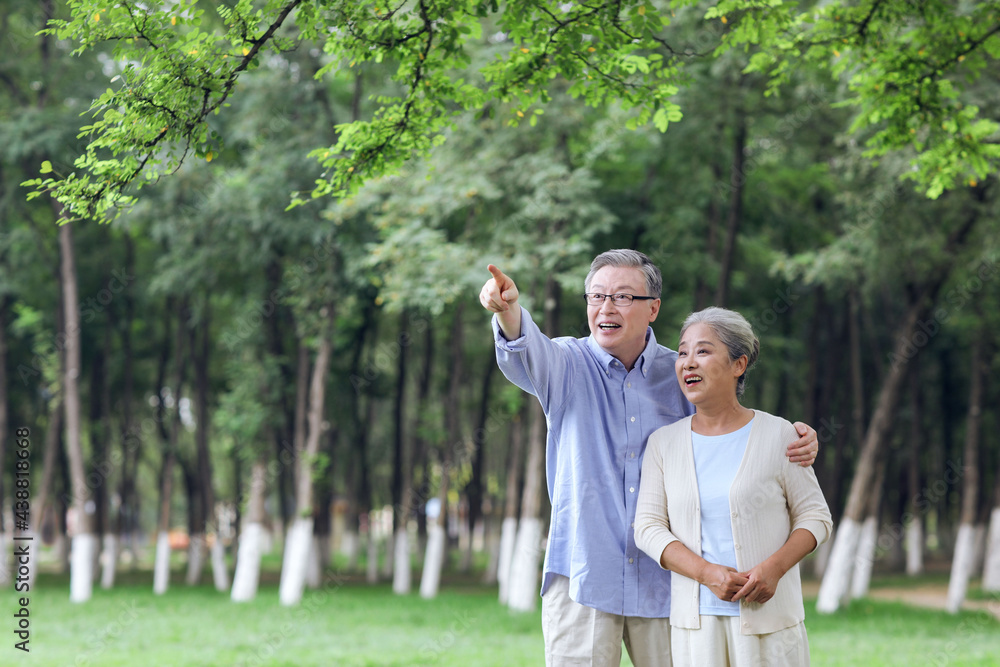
[{"x1": 634, "y1": 410, "x2": 832, "y2": 635}]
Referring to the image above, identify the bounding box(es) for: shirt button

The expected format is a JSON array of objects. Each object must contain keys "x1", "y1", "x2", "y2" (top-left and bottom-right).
[
  {"x1": 630, "y1": 452, "x2": 636, "y2": 459},
  {"x1": 627, "y1": 382, "x2": 632, "y2": 388},
  {"x1": 629, "y1": 558, "x2": 634, "y2": 564},
  {"x1": 735, "y1": 544, "x2": 741, "y2": 550},
  {"x1": 731, "y1": 511, "x2": 738, "y2": 518},
  {"x1": 630, "y1": 487, "x2": 635, "y2": 493},
  {"x1": 630, "y1": 416, "x2": 636, "y2": 423}
]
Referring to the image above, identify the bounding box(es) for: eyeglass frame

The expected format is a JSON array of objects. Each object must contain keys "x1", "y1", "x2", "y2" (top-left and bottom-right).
[{"x1": 582, "y1": 293, "x2": 658, "y2": 307}]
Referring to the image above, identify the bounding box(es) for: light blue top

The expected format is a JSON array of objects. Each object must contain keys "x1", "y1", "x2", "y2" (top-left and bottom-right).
[
  {"x1": 493, "y1": 306, "x2": 693, "y2": 617},
  {"x1": 691, "y1": 419, "x2": 753, "y2": 616}
]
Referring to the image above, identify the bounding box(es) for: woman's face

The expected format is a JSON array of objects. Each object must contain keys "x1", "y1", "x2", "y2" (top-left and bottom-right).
[{"x1": 675, "y1": 322, "x2": 746, "y2": 406}]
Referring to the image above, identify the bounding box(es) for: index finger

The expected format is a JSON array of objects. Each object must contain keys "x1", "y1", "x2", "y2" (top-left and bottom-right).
[
  {"x1": 487, "y1": 264, "x2": 506, "y2": 282},
  {"x1": 731, "y1": 579, "x2": 753, "y2": 602}
]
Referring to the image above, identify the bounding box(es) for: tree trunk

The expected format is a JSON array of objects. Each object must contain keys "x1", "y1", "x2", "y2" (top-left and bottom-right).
[
  {"x1": 462, "y1": 357, "x2": 496, "y2": 573},
  {"x1": 983, "y1": 508, "x2": 1000, "y2": 591},
  {"x1": 817, "y1": 203, "x2": 979, "y2": 613},
  {"x1": 112, "y1": 232, "x2": 137, "y2": 581},
  {"x1": 309, "y1": 426, "x2": 337, "y2": 588},
  {"x1": 392, "y1": 312, "x2": 412, "y2": 595},
  {"x1": 508, "y1": 400, "x2": 546, "y2": 612},
  {"x1": 59, "y1": 221, "x2": 97, "y2": 603},
  {"x1": 714, "y1": 107, "x2": 748, "y2": 308},
  {"x1": 508, "y1": 277, "x2": 559, "y2": 612},
  {"x1": 818, "y1": 294, "x2": 946, "y2": 611},
  {"x1": 419, "y1": 467, "x2": 449, "y2": 599},
  {"x1": 498, "y1": 407, "x2": 526, "y2": 603},
  {"x1": 694, "y1": 152, "x2": 724, "y2": 310},
  {"x1": 154, "y1": 300, "x2": 189, "y2": 596},
  {"x1": 946, "y1": 335, "x2": 983, "y2": 613},
  {"x1": 420, "y1": 304, "x2": 466, "y2": 598},
  {"x1": 280, "y1": 304, "x2": 335, "y2": 606},
  {"x1": 906, "y1": 362, "x2": 925, "y2": 576},
  {"x1": 232, "y1": 459, "x2": 268, "y2": 602},
  {"x1": 850, "y1": 460, "x2": 886, "y2": 599}
]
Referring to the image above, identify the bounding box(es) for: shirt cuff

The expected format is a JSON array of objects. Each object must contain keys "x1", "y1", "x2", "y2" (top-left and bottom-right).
[{"x1": 492, "y1": 306, "x2": 531, "y2": 351}]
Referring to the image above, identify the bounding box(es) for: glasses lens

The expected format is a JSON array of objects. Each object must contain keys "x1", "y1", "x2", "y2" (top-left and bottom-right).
[{"x1": 613, "y1": 294, "x2": 632, "y2": 305}]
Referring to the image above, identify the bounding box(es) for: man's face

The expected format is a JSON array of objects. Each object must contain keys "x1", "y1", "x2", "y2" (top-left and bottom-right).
[{"x1": 587, "y1": 266, "x2": 660, "y2": 365}]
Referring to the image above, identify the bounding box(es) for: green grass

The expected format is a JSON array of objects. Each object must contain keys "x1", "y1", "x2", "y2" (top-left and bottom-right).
[{"x1": 1, "y1": 570, "x2": 997, "y2": 666}]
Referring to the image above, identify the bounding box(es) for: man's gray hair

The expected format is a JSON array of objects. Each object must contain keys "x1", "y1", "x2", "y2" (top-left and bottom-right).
[
  {"x1": 680, "y1": 307, "x2": 760, "y2": 399},
  {"x1": 584, "y1": 249, "x2": 662, "y2": 299}
]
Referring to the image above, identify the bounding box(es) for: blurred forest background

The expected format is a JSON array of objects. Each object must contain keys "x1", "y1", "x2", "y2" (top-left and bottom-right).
[{"x1": 0, "y1": 0, "x2": 998, "y2": 618}]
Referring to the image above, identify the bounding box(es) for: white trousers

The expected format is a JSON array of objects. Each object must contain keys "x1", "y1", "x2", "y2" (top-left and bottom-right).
[
  {"x1": 541, "y1": 574, "x2": 672, "y2": 667},
  {"x1": 671, "y1": 615, "x2": 810, "y2": 667}
]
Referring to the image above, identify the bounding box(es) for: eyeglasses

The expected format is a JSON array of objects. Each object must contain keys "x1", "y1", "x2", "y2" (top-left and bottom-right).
[{"x1": 583, "y1": 293, "x2": 658, "y2": 307}]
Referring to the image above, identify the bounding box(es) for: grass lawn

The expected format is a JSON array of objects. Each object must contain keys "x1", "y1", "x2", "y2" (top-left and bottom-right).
[{"x1": 2, "y1": 568, "x2": 997, "y2": 666}]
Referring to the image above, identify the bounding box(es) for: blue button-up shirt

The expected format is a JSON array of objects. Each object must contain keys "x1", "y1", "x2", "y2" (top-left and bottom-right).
[{"x1": 494, "y1": 306, "x2": 693, "y2": 617}]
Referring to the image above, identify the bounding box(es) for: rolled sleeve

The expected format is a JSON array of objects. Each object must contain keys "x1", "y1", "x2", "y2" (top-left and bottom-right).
[{"x1": 492, "y1": 306, "x2": 531, "y2": 350}]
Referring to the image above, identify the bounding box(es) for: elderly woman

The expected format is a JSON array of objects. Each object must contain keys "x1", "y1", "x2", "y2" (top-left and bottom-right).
[{"x1": 634, "y1": 307, "x2": 832, "y2": 666}]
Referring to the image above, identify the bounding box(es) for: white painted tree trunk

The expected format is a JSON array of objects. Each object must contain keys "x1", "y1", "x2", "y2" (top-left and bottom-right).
[
  {"x1": 817, "y1": 518, "x2": 861, "y2": 613},
  {"x1": 482, "y1": 520, "x2": 501, "y2": 585},
  {"x1": 210, "y1": 538, "x2": 229, "y2": 592},
  {"x1": 507, "y1": 517, "x2": 544, "y2": 612},
  {"x1": 306, "y1": 535, "x2": 321, "y2": 589},
  {"x1": 69, "y1": 533, "x2": 98, "y2": 602},
  {"x1": 982, "y1": 508, "x2": 1000, "y2": 591},
  {"x1": 906, "y1": 518, "x2": 924, "y2": 576},
  {"x1": 185, "y1": 533, "x2": 206, "y2": 585},
  {"x1": 497, "y1": 516, "x2": 518, "y2": 604},
  {"x1": 279, "y1": 517, "x2": 314, "y2": 606},
  {"x1": 393, "y1": 526, "x2": 411, "y2": 595},
  {"x1": 231, "y1": 522, "x2": 265, "y2": 602},
  {"x1": 419, "y1": 523, "x2": 446, "y2": 599},
  {"x1": 382, "y1": 529, "x2": 395, "y2": 580},
  {"x1": 100, "y1": 533, "x2": 117, "y2": 589},
  {"x1": 812, "y1": 526, "x2": 834, "y2": 579},
  {"x1": 850, "y1": 516, "x2": 878, "y2": 599},
  {"x1": 946, "y1": 523, "x2": 977, "y2": 614},
  {"x1": 341, "y1": 529, "x2": 360, "y2": 570},
  {"x1": 152, "y1": 531, "x2": 171, "y2": 595},
  {"x1": 366, "y1": 529, "x2": 379, "y2": 584}
]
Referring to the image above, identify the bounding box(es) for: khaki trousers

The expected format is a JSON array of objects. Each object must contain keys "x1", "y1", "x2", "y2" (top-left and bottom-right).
[
  {"x1": 670, "y1": 615, "x2": 810, "y2": 666},
  {"x1": 541, "y1": 574, "x2": 672, "y2": 667}
]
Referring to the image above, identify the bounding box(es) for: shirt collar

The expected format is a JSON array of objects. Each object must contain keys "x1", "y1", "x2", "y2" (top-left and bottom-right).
[{"x1": 587, "y1": 327, "x2": 657, "y2": 377}]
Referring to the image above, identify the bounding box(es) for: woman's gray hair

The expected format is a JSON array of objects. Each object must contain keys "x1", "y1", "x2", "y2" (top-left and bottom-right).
[
  {"x1": 584, "y1": 249, "x2": 662, "y2": 299},
  {"x1": 680, "y1": 307, "x2": 760, "y2": 399}
]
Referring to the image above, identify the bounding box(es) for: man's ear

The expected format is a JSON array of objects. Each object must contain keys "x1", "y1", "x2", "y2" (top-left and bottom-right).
[{"x1": 648, "y1": 298, "x2": 661, "y2": 323}]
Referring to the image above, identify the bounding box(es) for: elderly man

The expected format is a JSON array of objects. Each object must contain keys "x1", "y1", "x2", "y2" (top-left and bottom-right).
[{"x1": 480, "y1": 249, "x2": 818, "y2": 667}]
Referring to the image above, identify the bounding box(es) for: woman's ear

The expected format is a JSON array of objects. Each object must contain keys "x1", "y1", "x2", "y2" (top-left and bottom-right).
[{"x1": 732, "y1": 354, "x2": 748, "y2": 378}]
